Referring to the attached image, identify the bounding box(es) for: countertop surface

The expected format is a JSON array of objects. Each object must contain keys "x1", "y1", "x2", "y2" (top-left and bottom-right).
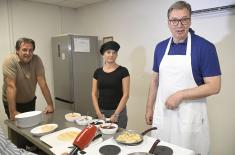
[
  {"x1": 5, "y1": 109, "x2": 97, "y2": 155},
  {"x1": 5, "y1": 109, "x2": 195, "y2": 155}
]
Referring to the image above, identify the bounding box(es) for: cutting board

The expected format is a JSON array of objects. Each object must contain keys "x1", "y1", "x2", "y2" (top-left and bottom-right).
[
  {"x1": 50, "y1": 137, "x2": 103, "y2": 155},
  {"x1": 40, "y1": 127, "x2": 81, "y2": 147}
]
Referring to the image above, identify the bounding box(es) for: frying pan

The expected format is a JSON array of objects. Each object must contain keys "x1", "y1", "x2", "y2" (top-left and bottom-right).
[{"x1": 114, "y1": 127, "x2": 157, "y2": 145}]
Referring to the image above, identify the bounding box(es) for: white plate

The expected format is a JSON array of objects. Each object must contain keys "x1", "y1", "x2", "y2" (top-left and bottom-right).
[
  {"x1": 15, "y1": 111, "x2": 42, "y2": 128},
  {"x1": 40, "y1": 127, "x2": 81, "y2": 147},
  {"x1": 15, "y1": 111, "x2": 42, "y2": 118},
  {"x1": 30, "y1": 124, "x2": 58, "y2": 136}
]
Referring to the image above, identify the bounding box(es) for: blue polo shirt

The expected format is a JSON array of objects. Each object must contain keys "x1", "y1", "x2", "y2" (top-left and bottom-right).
[{"x1": 153, "y1": 29, "x2": 221, "y2": 86}]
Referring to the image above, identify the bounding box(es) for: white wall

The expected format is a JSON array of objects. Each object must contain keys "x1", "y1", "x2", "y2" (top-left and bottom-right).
[
  {"x1": 193, "y1": 13, "x2": 235, "y2": 155},
  {"x1": 74, "y1": 0, "x2": 235, "y2": 155},
  {"x1": 0, "y1": 0, "x2": 11, "y2": 129},
  {"x1": 0, "y1": 0, "x2": 234, "y2": 155},
  {"x1": 0, "y1": 0, "x2": 77, "y2": 132}
]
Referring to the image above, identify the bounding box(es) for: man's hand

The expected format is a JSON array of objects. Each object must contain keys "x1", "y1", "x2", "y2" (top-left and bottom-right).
[
  {"x1": 10, "y1": 111, "x2": 20, "y2": 121},
  {"x1": 145, "y1": 109, "x2": 153, "y2": 125},
  {"x1": 165, "y1": 91, "x2": 183, "y2": 110},
  {"x1": 43, "y1": 105, "x2": 54, "y2": 113}
]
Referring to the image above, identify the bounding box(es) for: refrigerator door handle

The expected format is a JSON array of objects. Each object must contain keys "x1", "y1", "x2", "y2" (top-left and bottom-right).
[
  {"x1": 55, "y1": 97, "x2": 73, "y2": 104},
  {"x1": 57, "y1": 44, "x2": 61, "y2": 58}
]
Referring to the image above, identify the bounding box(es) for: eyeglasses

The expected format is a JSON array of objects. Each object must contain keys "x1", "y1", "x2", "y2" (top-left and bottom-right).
[{"x1": 169, "y1": 18, "x2": 190, "y2": 26}]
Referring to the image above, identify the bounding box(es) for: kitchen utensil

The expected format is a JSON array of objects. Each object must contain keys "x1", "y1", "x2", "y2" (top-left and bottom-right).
[
  {"x1": 68, "y1": 133, "x2": 102, "y2": 149},
  {"x1": 68, "y1": 133, "x2": 102, "y2": 155},
  {"x1": 114, "y1": 127, "x2": 157, "y2": 145},
  {"x1": 149, "y1": 139, "x2": 160, "y2": 154},
  {"x1": 128, "y1": 146, "x2": 173, "y2": 155},
  {"x1": 151, "y1": 145, "x2": 173, "y2": 155},
  {"x1": 99, "y1": 145, "x2": 121, "y2": 155},
  {"x1": 15, "y1": 111, "x2": 42, "y2": 128},
  {"x1": 128, "y1": 153, "x2": 153, "y2": 155},
  {"x1": 30, "y1": 123, "x2": 58, "y2": 136},
  {"x1": 69, "y1": 125, "x2": 97, "y2": 155},
  {"x1": 92, "y1": 133, "x2": 102, "y2": 141}
]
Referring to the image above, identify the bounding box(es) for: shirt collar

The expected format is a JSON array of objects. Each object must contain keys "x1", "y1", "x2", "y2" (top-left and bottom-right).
[{"x1": 171, "y1": 37, "x2": 188, "y2": 45}]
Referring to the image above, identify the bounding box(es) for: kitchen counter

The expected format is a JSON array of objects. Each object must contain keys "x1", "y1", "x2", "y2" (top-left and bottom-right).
[
  {"x1": 5, "y1": 109, "x2": 195, "y2": 155},
  {"x1": 4, "y1": 108, "x2": 93, "y2": 155}
]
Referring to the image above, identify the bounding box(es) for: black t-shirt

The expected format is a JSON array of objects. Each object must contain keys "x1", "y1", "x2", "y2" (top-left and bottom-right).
[{"x1": 93, "y1": 66, "x2": 129, "y2": 110}]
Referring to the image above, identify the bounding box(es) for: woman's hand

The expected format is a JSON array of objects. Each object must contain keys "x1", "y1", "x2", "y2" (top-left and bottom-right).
[
  {"x1": 97, "y1": 112, "x2": 105, "y2": 120},
  {"x1": 110, "y1": 113, "x2": 118, "y2": 123}
]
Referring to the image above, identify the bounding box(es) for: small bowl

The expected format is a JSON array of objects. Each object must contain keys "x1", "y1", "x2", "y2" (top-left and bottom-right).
[
  {"x1": 75, "y1": 116, "x2": 93, "y2": 126},
  {"x1": 100, "y1": 123, "x2": 118, "y2": 134},
  {"x1": 65, "y1": 113, "x2": 81, "y2": 122},
  {"x1": 89, "y1": 119, "x2": 105, "y2": 128},
  {"x1": 15, "y1": 111, "x2": 42, "y2": 128}
]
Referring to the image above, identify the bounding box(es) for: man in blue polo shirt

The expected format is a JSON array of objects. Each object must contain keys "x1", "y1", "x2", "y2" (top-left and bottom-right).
[{"x1": 145, "y1": 1, "x2": 221, "y2": 155}]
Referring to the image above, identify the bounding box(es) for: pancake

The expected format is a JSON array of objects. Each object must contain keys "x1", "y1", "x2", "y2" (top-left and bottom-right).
[
  {"x1": 57, "y1": 131, "x2": 80, "y2": 141},
  {"x1": 40, "y1": 125, "x2": 56, "y2": 133}
]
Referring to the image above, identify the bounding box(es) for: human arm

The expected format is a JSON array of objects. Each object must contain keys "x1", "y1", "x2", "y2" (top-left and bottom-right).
[
  {"x1": 0, "y1": 128, "x2": 36, "y2": 155},
  {"x1": 110, "y1": 76, "x2": 130, "y2": 122},
  {"x1": 91, "y1": 78, "x2": 105, "y2": 119},
  {"x1": 37, "y1": 75, "x2": 54, "y2": 113},
  {"x1": 165, "y1": 76, "x2": 221, "y2": 109},
  {"x1": 5, "y1": 77, "x2": 20, "y2": 120},
  {"x1": 145, "y1": 72, "x2": 159, "y2": 125}
]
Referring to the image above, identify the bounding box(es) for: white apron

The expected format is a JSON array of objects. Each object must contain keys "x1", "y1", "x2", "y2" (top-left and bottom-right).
[{"x1": 152, "y1": 33, "x2": 209, "y2": 155}]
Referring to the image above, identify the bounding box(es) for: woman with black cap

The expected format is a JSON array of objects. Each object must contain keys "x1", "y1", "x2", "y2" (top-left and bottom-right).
[{"x1": 91, "y1": 41, "x2": 130, "y2": 128}]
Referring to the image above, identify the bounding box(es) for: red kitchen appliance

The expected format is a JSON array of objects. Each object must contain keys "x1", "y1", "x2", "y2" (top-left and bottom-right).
[{"x1": 69, "y1": 125, "x2": 97, "y2": 155}]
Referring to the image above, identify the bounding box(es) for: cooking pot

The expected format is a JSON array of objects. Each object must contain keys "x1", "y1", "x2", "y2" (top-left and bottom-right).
[
  {"x1": 128, "y1": 139, "x2": 173, "y2": 155},
  {"x1": 114, "y1": 127, "x2": 157, "y2": 145},
  {"x1": 128, "y1": 153, "x2": 153, "y2": 155},
  {"x1": 128, "y1": 145, "x2": 173, "y2": 155}
]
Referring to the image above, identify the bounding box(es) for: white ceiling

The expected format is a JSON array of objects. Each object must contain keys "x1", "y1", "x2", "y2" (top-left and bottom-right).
[{"x1": 27, "y1": 0, "x2": 107, "y2": 9}]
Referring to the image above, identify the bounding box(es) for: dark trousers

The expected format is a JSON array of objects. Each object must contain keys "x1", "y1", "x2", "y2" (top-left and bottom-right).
[
  {"x1": 101, "y1": 107, "x2": 128, "y2": 129},
  {"x1": 3, "y1": 96, "x2": 36, "y2": 119},
  {"x1": 3, "y1": 97, "x2": 37, "y2": 149}
]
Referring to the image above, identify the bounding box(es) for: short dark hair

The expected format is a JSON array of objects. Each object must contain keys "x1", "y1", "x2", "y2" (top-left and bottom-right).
[
  {"x1": 167, "y1": 1, "x2": 191, "y2": 19},
  {"x1": 15, "y1": 38, "x2": 35, "y2": 51}
]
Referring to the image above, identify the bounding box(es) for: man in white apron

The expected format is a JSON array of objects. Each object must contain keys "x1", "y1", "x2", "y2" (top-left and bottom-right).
[{"x1": 145, "y1": 1, "x2": 221, "y2": 155}]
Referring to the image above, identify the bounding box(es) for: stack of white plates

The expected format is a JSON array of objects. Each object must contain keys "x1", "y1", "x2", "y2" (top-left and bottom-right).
[{"x1": 15, "y1": 111, "x2": 42, "y2": 128}]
